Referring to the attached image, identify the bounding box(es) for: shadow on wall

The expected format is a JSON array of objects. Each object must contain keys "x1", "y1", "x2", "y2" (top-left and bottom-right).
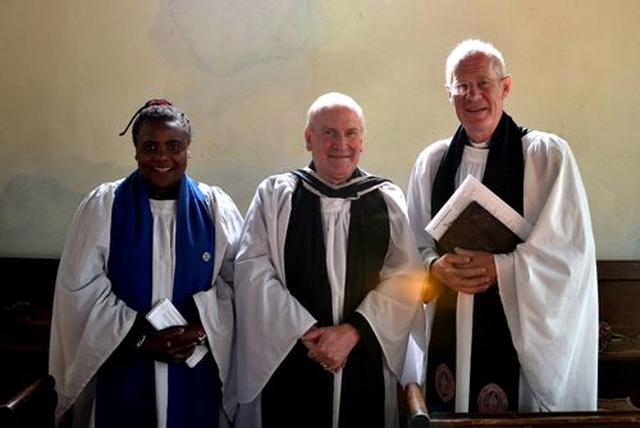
[{"x1": 0, "y1": 174, "x2": 84, "y2": 258}]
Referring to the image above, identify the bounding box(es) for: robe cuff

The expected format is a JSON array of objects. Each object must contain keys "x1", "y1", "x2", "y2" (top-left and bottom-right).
[
  {"x1": 346, "y1": 312, "x2": 382, "y2": 355},
  {"x1": 120, "y1": 313, "x2": 151, "y2": 355}
]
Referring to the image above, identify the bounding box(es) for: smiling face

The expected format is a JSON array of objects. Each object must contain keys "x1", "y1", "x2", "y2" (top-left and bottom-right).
[
  {"x1": 448, "y1": 53, "x2": 511, "y2": 143},
  {"x1": 134, "y1": 118, "x2": 190, "y2": 198},
  {"x1": 304, "y1": 105, "x2": 364, "y2": 185}
]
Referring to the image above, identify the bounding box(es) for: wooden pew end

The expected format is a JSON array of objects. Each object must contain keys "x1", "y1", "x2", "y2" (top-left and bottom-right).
[{"x1": 0, "y1": 374, "x2": 57, "y2": 428}]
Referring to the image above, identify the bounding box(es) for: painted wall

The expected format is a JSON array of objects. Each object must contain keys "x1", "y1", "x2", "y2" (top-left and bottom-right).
[{"x1": 1, "y1": 0, "x2": 639, "y2": 258}]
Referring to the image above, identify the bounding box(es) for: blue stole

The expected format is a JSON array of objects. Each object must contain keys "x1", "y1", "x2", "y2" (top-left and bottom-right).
[{"x1": 95, "y1": 171, "x2": 221, "y2": 428}]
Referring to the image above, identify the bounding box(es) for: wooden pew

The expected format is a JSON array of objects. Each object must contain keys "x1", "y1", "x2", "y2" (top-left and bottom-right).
[
  {"x1": 405, "y1": 382, "x2": 429, "y2": 428},
  {"x1": 0, "y1": 375, "x2": 57, "y2": 428},
  {"x1": 598, "y1": 260, "x2": 640, "y2": 404},
  {"x1": 3, "y1": 257, "x2": 640, "y2": 425},
  {"x1": 0, "y1": 258, "x2": 59, "y2": 403},
  {"x1": 404, "y1": 382, "x2": 640, "y2": 427},
  {"x1": 404, "y1": 259, "x2": 640, "y2": 427}
]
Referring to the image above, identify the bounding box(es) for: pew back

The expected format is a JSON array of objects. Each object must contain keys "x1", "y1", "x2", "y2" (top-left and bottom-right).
[
  {"x1": 598, "y1": 260, "x2": 640, "y2": 404},
  {"x1": 405, "y1": 259, "x2": 640, "y2": 427}
]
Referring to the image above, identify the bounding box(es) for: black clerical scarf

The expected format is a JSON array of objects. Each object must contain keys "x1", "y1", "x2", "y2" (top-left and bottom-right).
[
  {"x1": 261, "y1": 167, "x2": 391, "y2": 428},
  {"x1": 427, "y1": 112, "x2": 528, "y2": 413}
]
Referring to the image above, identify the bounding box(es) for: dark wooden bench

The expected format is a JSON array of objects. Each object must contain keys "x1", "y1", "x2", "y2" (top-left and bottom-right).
[
  {"x1": 598, "y1": 260, "x2": 640, "y2": 405},
  {"x1": 3, "y1": 257, "x2": 640, "y2": 426},
  {"x1": 404, "y1": 381, "x2": 640, "y2": 427},
  {"x1": 404, "y1": 259, "x2": 640, "y2": 427},
  {"x1": 0, "y1": 375, "x2": 56, "y2": 428},
  {"x1": 0, "y1": 258, "x2": 59, "y2": 403}
]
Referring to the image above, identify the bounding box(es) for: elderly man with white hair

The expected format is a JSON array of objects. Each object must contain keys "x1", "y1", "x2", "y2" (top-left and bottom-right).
[
  {"x1": 234, "y1": 92, "x2": 425, "y2": 428},
  {"x1": 407, "y1": 39, "x2": 598, "y2": 413}
]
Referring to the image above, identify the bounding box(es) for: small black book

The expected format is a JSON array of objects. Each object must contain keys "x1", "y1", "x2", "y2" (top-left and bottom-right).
[{"x1": 436, "y1": 200, "x2": 523, "y2": 255}]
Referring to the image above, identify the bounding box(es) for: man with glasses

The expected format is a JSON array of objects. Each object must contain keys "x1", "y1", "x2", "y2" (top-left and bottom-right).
[{"x1": 406, "y1": 39, "x2": 598, "y2": 413}]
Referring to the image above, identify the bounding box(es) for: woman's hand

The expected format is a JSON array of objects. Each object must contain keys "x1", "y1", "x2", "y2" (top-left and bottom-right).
[{"x1": 137, "y1": 324, "x2": 206, "y2": 364}]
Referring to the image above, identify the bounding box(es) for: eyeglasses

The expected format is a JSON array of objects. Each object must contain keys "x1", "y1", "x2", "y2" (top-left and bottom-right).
[{"x1": 446, "y1": 76, "x2": 506, "y2": 97}]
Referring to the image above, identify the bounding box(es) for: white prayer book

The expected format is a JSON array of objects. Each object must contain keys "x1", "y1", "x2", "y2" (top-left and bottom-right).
[
  {"x1": 145, "y1": 298, "x2": 208, "y2": 368},
  {"x1": 426, "y1": 175, "x2": 532, "y2": 254}
]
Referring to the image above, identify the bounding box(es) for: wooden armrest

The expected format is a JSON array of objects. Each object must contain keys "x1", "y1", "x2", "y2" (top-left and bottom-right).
[
  {"x1": 405, "y1": 382, "x2": 430, "y2": 428},
  {"x1": 0, "y1": 374, "x2": 57, "y2": 428},
  {"x1": 402, "y1": 380, "x2": 640, "y2": 426}
]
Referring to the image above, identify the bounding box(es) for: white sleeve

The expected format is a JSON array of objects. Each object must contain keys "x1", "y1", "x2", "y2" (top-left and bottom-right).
[
  {"x1": 357, "y1": 183, "x2": 426, "y2": 378},
  {"x1": 49, "y1": 181, "x2": 137, "y2": 421},
  {"x1": 496, "y1": 132, "x2": 598, "y2": 410},
  {"x1": 234, "y1": 175, "x2": 316, "y2": 404},
  {"x1": 193, "y1": 184, "x2": 245, "y2": 420}
]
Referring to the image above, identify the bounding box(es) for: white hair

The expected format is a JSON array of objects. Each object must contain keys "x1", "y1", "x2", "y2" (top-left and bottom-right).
[
  {"x1": 445, "y1": 39, "x2": 507, "y2": 85},
  {"x1": 305, "y1": 92, "x2": 365, "y2": 131}
]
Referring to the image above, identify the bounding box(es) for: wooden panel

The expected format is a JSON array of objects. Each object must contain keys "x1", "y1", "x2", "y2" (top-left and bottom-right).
[
  {"x1": 598, "y1": 260, "x2": 640, "y2": 332},
  {"x1": 0, "y1": 258, "x2": 58, "y2": 402},
  {"x1": 597, "y1": 261, "x2": 640, "y2": 406},
  {"x1": 0, "y1": 258, "x2": 59, "y2": 306},
  {"x1": 598, "y1": 260, "x2": 640, "y2": 281}
]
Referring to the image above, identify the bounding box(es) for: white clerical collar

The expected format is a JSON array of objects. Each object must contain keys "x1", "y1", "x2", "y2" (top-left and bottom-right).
[{"x1": 468, "y1": 137, "x2": 490, "y2": 149}]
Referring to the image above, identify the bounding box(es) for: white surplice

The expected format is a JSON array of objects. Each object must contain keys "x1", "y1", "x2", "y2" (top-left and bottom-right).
[
  {"x1": 234, "y1": 171, "x2": 426, "y2": 428},
  {"x1": 49, "y1": 180, "x2": 244, "y2": 426},
  {"x1": 407, "y1": 130, "x2": 599, "y2": 411}
]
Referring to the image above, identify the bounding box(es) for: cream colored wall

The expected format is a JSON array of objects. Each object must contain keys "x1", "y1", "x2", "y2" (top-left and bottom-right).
[{"x1": 1, "y1": 0, "x2": 639, "y2": 258}]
